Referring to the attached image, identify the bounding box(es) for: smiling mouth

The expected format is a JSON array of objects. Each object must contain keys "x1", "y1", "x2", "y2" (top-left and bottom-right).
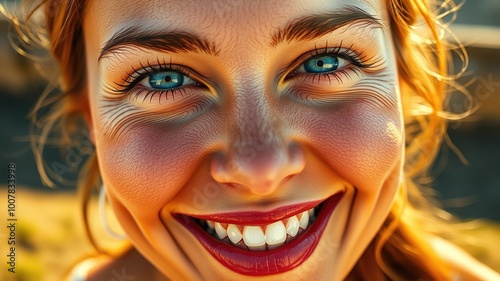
[
  {"x1": 199, "y1": 206, "x2": 317, "y2": 251},
  {"x1": 173, "y1": 192, "x2": 344, "y2": 276}
]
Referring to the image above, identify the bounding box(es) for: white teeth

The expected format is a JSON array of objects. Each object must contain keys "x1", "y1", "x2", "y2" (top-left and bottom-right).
[
  {"x1": 205, "y1": 207, "x2": 316, "y2": 250},
  {"x1": 285, "y1": 216, "x2": 300, "y2": 237},
  {"x1": 227, "y1": 224, "x2": 243, "y2": 244},
  {"x1": 243, "y1": 226, "x2": 266, "y2": 250},
  {"x1": 299, "y1": 210, "x2": 309, "y2": 229},
  {"x1": 215, "y1": 222, "x2": 227, "y2": 239},
  {"x1": 206, "y1": 220, "x2": 214, "y2": 230},
  {"x1": 248, "y1": 244, "x2": 266, "y2": 251},
  {"x1": 265, "y1": 221, "x2": 286, "y2": 248}
]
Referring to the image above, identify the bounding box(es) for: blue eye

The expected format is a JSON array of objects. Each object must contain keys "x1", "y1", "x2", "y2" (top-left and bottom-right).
[
  {"x1": 145, "y1": 71, "x2": 195, "y2": 90},
  {"x1": 297, "y1": 55, "x2": 347, "y2": 74},
  {"x1": 304, "y1": 56, "x2": 338, "y2": 73}
]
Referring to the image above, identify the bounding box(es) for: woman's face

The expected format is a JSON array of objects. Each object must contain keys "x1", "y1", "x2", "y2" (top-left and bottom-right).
[{"x1": 83, "y1": 0, "x2": 403, "y2": 280}]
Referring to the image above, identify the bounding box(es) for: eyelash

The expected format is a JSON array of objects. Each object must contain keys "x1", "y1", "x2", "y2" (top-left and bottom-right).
[
  {"x1": 110, "y1": 43, "x2": 373, "y2": 102},
  {"x1": 110, "y1": 58, "x2": 204, "y2": 102},
  {"x1": 285, "y1": 42, "x2": 373, "y2": 84}
]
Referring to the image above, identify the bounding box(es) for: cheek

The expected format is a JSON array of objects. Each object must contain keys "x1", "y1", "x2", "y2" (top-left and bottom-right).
[
  {"x1": 96, "y1": 124, "x2": 208, "y2": 218},
  {"x1": 298, "y1": 100, "x2": 403, "y2": 192}
]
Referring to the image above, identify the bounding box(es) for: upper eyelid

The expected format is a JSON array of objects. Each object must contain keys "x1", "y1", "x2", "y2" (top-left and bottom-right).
[
  {"x1": 121, "y1": 62, "x2": 208, "y2": 90},
  {"x1": 308, "y1": 43, "x2": 367, "y2": 65},
  {"x1": 283, "y1": 46, "x2": 367, "y2": 77}
]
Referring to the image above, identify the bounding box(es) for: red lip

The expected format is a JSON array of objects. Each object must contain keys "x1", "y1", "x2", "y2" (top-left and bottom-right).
[
  {"x1": 187, "y1": 199, "x2": 322, "y2": 225},
  {"x1": 173, "y1": 192, "x2": 344, "y2": 276}
]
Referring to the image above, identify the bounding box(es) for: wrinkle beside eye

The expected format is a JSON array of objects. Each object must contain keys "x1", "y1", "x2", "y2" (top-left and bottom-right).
[{"x1": 292, "y1": 74, "x2": 398, "y2": 111}]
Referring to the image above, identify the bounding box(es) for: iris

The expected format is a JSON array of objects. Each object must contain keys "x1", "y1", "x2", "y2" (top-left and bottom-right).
[
  {"x1": 303, "y1": 56, "x2": 339, "y2": 73},
  {"x1": 149, "y1": 71, "x2": 184, "y2": 89}
]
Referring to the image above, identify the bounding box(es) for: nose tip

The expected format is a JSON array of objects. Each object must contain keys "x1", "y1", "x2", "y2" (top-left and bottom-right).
[{"x1": 211, "y1": 142, "x2": 305, "y2": 196}]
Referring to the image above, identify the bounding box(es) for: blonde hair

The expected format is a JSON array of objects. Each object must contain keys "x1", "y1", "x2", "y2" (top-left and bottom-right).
[{"x1": 5, "y1": 0, "x2": 470, "y2": 279}]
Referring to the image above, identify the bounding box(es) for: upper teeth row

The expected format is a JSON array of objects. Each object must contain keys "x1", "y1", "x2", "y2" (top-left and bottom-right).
[{"x1": 205, "y1": 208, "x2": 315, "y2": 251}]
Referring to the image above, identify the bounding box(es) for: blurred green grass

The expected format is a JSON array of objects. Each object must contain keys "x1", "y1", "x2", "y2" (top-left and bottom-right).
[{"x1": 0, "y1": 187, "x2": 127, "y2": 281}]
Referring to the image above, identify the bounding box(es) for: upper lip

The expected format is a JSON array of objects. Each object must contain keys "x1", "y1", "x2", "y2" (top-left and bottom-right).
[{"x1": 183, "y1": 199, "x2": 323, "y2": 225}]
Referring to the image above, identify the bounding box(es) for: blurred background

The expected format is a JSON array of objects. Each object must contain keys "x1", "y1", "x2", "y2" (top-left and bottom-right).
[{"x1": 1, "y1": 0, "x2": 499, "y2": 280}]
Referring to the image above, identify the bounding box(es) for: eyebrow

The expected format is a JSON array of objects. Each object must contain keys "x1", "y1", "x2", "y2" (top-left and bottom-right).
[
  {"x1": 99, "y1": 6, "x2": 381, "y2": 62},
  {"x1": 99, "y1": 27, "x2": 219, "y2": 61},
  {"x1": 270, "y1": 6, "x2": 382, "y2": 46}
]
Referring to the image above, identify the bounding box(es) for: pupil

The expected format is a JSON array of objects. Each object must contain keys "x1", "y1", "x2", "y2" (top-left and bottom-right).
[
  {"x1": 316, "y1": 60, "x2": 324, "y2": 67},
  {"x1": 164, "y1": 76, "x2": 172, "y2": 82}
]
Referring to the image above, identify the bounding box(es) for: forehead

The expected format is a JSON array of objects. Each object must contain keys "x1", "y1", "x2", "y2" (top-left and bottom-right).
[{"x1": 84, "y1": 0, "x2": 385, "y2": 50}]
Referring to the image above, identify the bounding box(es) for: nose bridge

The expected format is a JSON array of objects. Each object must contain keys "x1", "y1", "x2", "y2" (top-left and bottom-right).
[
  {"x1": 230, "y1": 96, "x2": 288, "y2": 193},
  {"x1": 211, "y1": 82, "x2": 305, "y2": 196},
  {"x1": 230, "y1": 70, "x2": 279, "y2": 149},
  {"x1": 230, "y1": 80, "x2": 285, "y2": 163},
  {"x1": 231, "y1": 96, "x2": 283, "y2": 166}
]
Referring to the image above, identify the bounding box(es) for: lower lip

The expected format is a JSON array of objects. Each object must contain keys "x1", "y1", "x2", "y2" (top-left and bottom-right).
[{"x1": 173, "y1": 192, "x2": 344, "y2": 276}]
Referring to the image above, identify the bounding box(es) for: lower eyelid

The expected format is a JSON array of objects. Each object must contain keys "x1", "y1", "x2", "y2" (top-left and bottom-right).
[
  {"x1": 288, "y1": 67, "x2": 364, "y2": 89},
  {"x1": 129, "y1": 86, "x2": 185, "y2": 104}
]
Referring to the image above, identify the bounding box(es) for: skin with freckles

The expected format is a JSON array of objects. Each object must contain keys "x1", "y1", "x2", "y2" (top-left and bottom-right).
[{"x1": 83, "y1": 0, "x2": 404, "y2": 280}]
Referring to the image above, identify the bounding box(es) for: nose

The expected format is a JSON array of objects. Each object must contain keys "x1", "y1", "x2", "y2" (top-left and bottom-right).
[{"x1": 211, "y1": 111, "x2": 305, "y2": 196}]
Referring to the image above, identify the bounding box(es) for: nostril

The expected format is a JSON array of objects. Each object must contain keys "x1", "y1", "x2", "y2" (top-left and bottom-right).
[
  {"x1": 284, "y1": 174, "x2": 294, "y2": 182},
  {"x1": 224, "y1": 182, "x2": 250, "y2": 192},
  {"x1": 210, "y1": 154, "x2": 230, "y2": 183}
]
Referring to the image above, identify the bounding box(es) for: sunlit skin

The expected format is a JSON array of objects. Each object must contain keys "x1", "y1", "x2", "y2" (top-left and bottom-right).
[{"x1": 83, "y1": 0, "x2": 404, "y2": 280}]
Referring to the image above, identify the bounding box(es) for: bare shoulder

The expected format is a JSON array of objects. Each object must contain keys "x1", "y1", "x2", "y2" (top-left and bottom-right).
[
  {"x1": 69, "y1": 247, "x2": 168, "y2": 281},
  {"x1": 430, "y1": 236, "x2": 500, "y2": 281}
]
